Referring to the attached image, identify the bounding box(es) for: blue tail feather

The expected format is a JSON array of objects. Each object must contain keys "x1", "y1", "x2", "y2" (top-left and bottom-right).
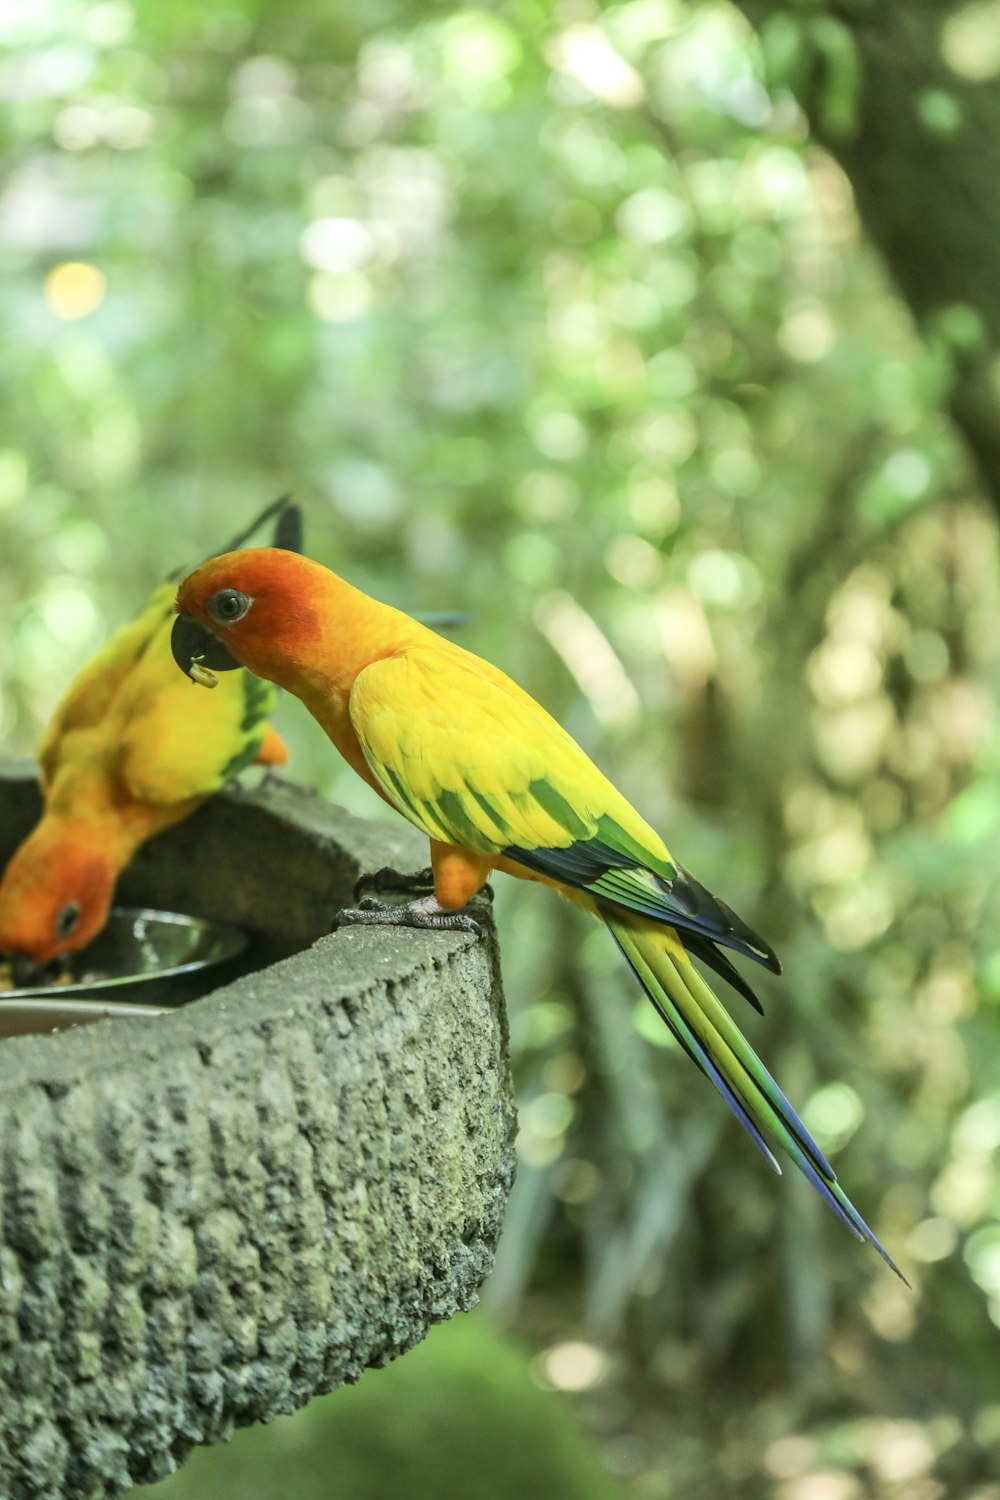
[{"x1": 605, "y1": 913, "x2": 907, "y2": 1281}]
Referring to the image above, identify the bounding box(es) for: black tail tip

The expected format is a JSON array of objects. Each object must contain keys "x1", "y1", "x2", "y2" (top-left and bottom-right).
[{"x1": 272, "y1": 498, "x2": 303, "y2": 554}]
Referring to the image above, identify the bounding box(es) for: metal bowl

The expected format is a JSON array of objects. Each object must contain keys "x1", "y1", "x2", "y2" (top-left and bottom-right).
[{"x1": 0, "y1": 907, "x2": 247, "y2": 1037}]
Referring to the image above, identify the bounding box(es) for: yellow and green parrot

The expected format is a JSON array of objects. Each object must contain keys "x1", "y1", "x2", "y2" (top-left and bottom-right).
[
  {"x1": 0, "y1": 500, "x2": 300, "y2": 984},
  {"x1": 172, "y1": 545, "x2": 902, "y2": 1276}
]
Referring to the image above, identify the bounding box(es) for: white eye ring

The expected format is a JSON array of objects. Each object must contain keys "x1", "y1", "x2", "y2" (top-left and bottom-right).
[{"x1": 207, "y1": 589, "x2": 253, "y2": 627}]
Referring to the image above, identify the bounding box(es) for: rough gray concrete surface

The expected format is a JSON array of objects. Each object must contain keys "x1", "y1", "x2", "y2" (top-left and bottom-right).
[{"x1": 0, "y1": 762, "x2": 515, "y2": 1500}]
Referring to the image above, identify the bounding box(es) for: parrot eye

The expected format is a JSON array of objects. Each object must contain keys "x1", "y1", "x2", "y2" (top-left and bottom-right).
[
  {"x1": 55, "y1": 900, "x2": 81, "y2": 940},
  {"x1": 207, "y1": 589, "x2": 253, "y2": 627}
]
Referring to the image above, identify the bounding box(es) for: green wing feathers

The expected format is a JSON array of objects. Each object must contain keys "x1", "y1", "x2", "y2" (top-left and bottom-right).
[{"x1": 351, "y1": 647, "x2": 677, "y2": 859}]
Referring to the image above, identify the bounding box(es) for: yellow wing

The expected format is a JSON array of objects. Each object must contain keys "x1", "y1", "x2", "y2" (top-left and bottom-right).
[
  {"x1": 38, "y1": 582, "x2": 176, "y2": 788},
  {"x1": 112, "y1": 622, "x2": 278, "y2": 804},
  {"x1": 41, "y1": 583, "x2": 278, "y2": 809},
  {"x1": 349, "y1": 644, "x2": 776, "y2": 969},
  {"x1": 350, "y1": 644, "x2": 676, "y2": 878},
  {"x1": 39, "y1": 498, "x2": 297, "y2": 802}
]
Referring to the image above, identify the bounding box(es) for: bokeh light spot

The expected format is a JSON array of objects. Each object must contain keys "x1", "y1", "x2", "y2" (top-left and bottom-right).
[
  {"x1": 308, "y1": 271, "x2": 373, "y2": 322},
  {"x1": 537, "y1": 1341, "x2": 607, "y2": 1392},
  {"x1": 548, "y1": 25, "x2": 645, "y2": 108},
  {"x1": 300, "y1": 217, "x2": 373, "y2": 272},
  {"x1": 39, "y1": 583, "x2": 101, "y2": 646},
  {"x1": 0, "y1": 450, "x2": 28, "y2": 512},
  {"x1": 53, "y1": 104, "x2": 102, "y2": 149},
  {"x1": 776, "y1": 1470, "x2": 861, "y2": 1500},
  {"x1": 617, "y1": 187, "x2": 689, "y2": 245},
  {"x1": 941, "y1": 2, "x2": 1000, "y2": 79},
  {"x1": 687, "y1": 549, "x2": 760, "y2": 609},
  {"x1": 44, "y1": 262, "x2": 106, "y2": 319},
  {"x1": 84, "y1": 1, "x2": 133, "y2": 46},
  {"x1": 907, "y1": 1216, "x2": 958, "y2": 1263},
  {"x1": 801, "y1": 1081, "x2": 865, "y2": 1153},
  {"x1": 779, "y1": 302, "x2": 836, "y2": 363}
]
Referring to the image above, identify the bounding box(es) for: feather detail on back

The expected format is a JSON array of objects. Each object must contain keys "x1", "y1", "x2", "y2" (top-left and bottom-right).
[
  {"x1": 350, "y1": 646, "x2": 666, "y2": 856},
  {"x1": 350, "y1": 643, "x2": 775, "y2": 997},
  {"x1": 38, "y1": 582, "x2": 175, "y2": 789}
]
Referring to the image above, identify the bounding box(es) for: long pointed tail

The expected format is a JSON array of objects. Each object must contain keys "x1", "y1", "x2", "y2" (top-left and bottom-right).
[
  {"x1": 217, "y1": 494, "x2": 294, "y2": 558},
  {"x1": 166, "y1": 496, "x2": 301, "y2": 582},
  {"x1": 606, "y1": 911, "x2": 905, "y2": 1280}
]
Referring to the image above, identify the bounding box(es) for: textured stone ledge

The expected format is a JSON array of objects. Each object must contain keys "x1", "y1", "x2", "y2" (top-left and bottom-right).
[{"x1": 0, "y1": 762, "x2": 515, "y2": 1499}]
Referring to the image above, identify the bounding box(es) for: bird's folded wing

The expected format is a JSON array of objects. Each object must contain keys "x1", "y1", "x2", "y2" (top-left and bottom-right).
[
  {"x1": 40, "y1": 506, "x2": 298, "y2": 798},
  {"x1": 116, "y1": 625, "x2": 277, "y2": 804},
  {"x1": 349, "y1": 647, "x2": 777, "y2": 971},
  {"x1": 38, "y1": 582, "x2": 176, "y2": 789},
  {"x1": 349, "y1": 646, "x2": 652, "y2": 852}
]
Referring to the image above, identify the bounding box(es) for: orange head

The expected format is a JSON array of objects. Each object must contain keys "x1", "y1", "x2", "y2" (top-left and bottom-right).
[
  {"x1": 173, "y1": 544, "x2": 423, "y2": 707},
  {"x1": 172, "y1": 546, "x2": 330, "y2": 688},
  {"x1": 0, "y1": 818, "x2": 120, "y2": 976}
]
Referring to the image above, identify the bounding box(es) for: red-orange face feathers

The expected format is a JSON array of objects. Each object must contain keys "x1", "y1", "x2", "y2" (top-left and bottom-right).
[
  {"x1": 174, "y1": 547, "x2": 327, "y2": 686},
  {"x1": 0, "y1": 820, "x2": 119, "y2": 967}
]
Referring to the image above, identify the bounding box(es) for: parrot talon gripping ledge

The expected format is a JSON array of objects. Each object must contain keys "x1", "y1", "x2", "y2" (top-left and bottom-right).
[{"x1": 338, "y1": 892, "x2": 485, "y2": 935}]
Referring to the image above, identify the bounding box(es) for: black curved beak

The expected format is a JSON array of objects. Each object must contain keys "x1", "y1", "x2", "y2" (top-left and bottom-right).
[
  {"x1": 171, "y1": 614, "x2": 242, "y2": 685},
  {"x1": 1, "y1": 952, "x2": 50, "y2": 991}
]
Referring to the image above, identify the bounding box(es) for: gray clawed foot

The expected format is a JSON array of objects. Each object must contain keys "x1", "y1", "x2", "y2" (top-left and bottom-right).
[{"x1": 337, "y1": 894, "x2": 482, "y2": 935}]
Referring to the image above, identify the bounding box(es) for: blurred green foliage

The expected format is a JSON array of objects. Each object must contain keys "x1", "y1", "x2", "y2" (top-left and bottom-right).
[
  {"x1": 138, "y1": 1312, "x2": 621, "y2": 1500},
  {"x1": 4, "y1": 0, "x2": 1000, "y2": 1495}
]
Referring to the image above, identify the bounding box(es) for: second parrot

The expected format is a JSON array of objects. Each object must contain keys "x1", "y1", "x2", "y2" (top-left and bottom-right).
[{"x1": 0, "y1": 500, "x2": 300, "y2": 985}]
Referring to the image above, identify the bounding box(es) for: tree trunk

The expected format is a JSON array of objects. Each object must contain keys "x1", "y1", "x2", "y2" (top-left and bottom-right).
[{"x1": 732, "y1": 0, "x2": 1000, "y2": 514}]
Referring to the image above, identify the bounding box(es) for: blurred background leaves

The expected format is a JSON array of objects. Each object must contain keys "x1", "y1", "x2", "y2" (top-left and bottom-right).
[
  {"x1": 139, "y1": 1311, "x2": 624, "y2": 1500},
  {"x1": 4, "y1": 0, "x2": 1000, "y2": 1495}
]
